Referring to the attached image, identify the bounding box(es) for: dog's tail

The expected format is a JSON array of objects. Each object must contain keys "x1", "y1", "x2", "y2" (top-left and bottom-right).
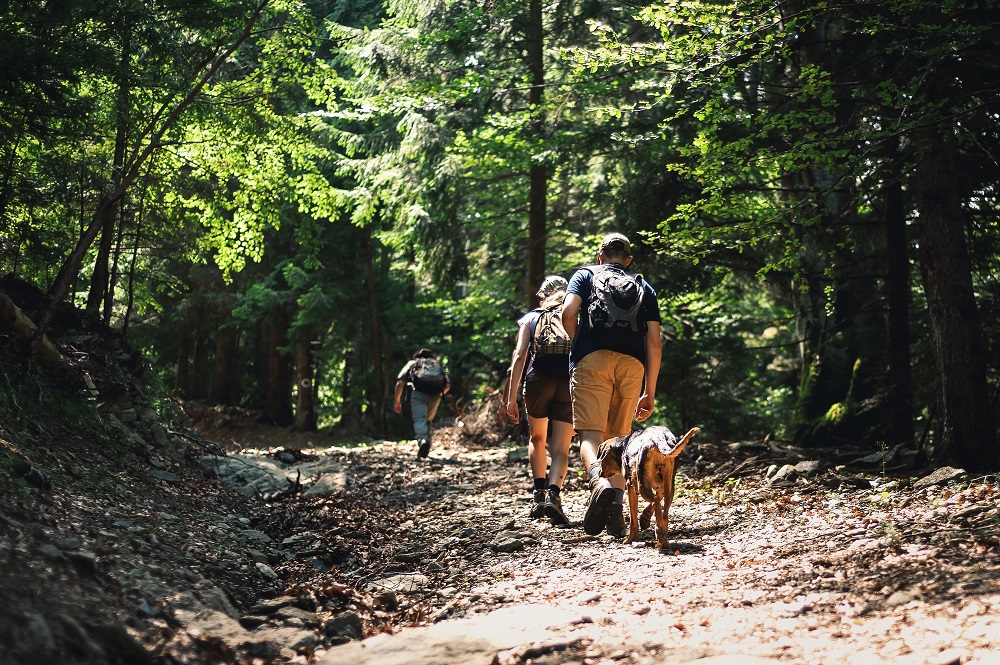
[{"x1": 665, "y1": 426, "x2": 700, "y2": 458}]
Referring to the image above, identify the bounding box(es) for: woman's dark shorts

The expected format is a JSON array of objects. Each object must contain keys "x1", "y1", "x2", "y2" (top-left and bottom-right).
[{"x1": 523, "y1": 371, "x2": 573, "y2": 423}]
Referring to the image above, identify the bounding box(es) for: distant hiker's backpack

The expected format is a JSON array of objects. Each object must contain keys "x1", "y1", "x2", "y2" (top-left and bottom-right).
[
  {"x1": 410, "y1": 357, "x2": 447, "y2": 394},
  {"x1": 531, "y1": 302, "x2": 571, "y2": 377},
  {"x1": 587, "y1": 264, "x2": 645, "y2": 334}
]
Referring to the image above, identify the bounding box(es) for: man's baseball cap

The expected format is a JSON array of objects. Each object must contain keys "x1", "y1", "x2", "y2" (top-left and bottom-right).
[{"x1": 600, "y1": 232, "x2": 632, "y2": 256}]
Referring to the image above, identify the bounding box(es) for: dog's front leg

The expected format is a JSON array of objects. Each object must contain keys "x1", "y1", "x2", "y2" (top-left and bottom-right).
[
  {"x1": 652, "y1": 497, "x2": 669, "y2": 549},
  {"x1": 624, "y1": 483, "x2": 640, "y2": 544}
]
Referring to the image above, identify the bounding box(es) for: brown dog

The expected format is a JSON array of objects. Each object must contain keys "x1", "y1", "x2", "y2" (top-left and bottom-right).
[{"x1": 599, "y1": 426, "x2": 699, "y2": 548}]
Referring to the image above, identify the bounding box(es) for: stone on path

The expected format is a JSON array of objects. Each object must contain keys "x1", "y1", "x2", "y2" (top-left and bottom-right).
[
  {"x1": 912, "y1": 466, "x2": 965, "y2": 490},
  {"x1": 317, "y1": 604, "x2": 582, "y2": 665}
]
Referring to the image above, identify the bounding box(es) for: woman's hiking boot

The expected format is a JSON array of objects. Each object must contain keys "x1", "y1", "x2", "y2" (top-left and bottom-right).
[
  {"x1": 543, "y1": 489, "x2": 569, "y2": 526},
  {"x1": 529, "y1": 489, "x2": 546, "y2": 518}
]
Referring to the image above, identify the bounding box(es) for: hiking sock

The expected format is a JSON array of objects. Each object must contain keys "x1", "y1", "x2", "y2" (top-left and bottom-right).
[
  {"x1": 533, "y1": 478, "x2": 547, "y2": 492},
  {"x1": 547, "y1": 484, "x2": 561, "y2": 498}
]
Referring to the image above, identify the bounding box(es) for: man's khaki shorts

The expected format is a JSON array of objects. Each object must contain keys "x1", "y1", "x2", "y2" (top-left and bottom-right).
[{"x1": 570, "y1": 349, "x2": 645, "y2": 437}]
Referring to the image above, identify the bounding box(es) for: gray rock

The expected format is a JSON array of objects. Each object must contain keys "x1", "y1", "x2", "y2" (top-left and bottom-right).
[
  {"x1": 147, "y1": 469, "x2": 181, "y2": 483},
  {"x1": 317, "y1": 604, "x2": 582, "y2": 665},
  {"x1": 87, "y1": 623, "x2": 154, "y2": 665},
  {"x1": 51, "y1": 613, "x2": 106, "y2": 659},
  {"x1": 201, "y1": 453, "x2": 350, "y2": 497},
  {"x1": 366, "y1": 573, "x2": 429, "y2": 594},
  {"x1": 68, "y1": 550, "x2": 98, "y2": 573},
  {"x1": 53, "y1": 537, "x2": 82, "y2": 550},
  {"x1": 793, "y1": 460, "x2": 821, "y2": 475},
  {"x1": 241, "y1": 529, "x2": 273, "y2": 545},
  {"x1": 249, "y1": 595, "x2": 298, "y2": 614},
  {"x1": 491, "y1": 530, "x2": 527, "y2": 553},
  {"x1": 194, "y1": 582, "x2": 240, "y2": 618},
  {"x1": 276, "y1": 606, "x2": 315, "y2": 626},
  {"x1": 323, "y1": 610, "x2": 363, "y2": 644},
  {"x1": 913, "y1": 466, "x2": 966, "y2": 490},
  {"x1": 506, "y1": 447, "x2": 529, "y2": 462},
  {"x1": 174, "y1": 608, "x2": 251, "y2": 652},
  {"x1": 255, "y1": 563, "x2": 278, "y2": 579},
  {"x1": 885, "y1": 587, "x2": 922, "y2": 607},
  {"x1": 302, "y1": 471, "x2": 348, "y2": 496},
  {"x1": 767, "y1": 464, "x2": 797, "y2": 486},
  {"x1": 247, "y1": 548, "x2": 269, "y2": 564},
  {"x1": 24, "y1": 613, "x2": 56, "y2": 654}
]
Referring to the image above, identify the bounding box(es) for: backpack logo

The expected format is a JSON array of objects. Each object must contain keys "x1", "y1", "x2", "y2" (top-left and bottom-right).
[
  {"x1": 532, "y1": 302, "x2": 572, "y2": 359},
  {"x1": 411, "y1": 357, "x2": 446, "y2": 394},
  {"x1": 588, "y1": 265, "x2": 644, "y2": 332}
]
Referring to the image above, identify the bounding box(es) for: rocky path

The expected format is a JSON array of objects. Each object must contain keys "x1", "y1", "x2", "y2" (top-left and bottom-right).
[
  {"x1": 3, "y1": 413, "x2": 1000, "y2": 665},
  {"x1": 207, "y1": 428, "x2": 1000, "y2": 665}
]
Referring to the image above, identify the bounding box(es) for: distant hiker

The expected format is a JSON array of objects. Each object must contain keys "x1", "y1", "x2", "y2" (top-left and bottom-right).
[
  {"x1": 394, "y1": 348, "x2": 450, "y2": 458},
  {"x1": 505, "y1": 275, "x2": 574, "y2": 525},
  {"x1": 561, "y1": 232, "x2": 662, "y2": 538}
]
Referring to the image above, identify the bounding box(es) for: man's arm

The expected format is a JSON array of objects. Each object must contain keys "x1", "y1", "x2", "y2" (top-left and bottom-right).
[
  {"x1": 635, "y1": 321, "x2": 661, "y2": 422},
  {"x1": 561, "y1": 293, "x2": 582, "y2": 341},
  {"x1": 393, "y1": 379, "x2": 405, "y2": 413}
]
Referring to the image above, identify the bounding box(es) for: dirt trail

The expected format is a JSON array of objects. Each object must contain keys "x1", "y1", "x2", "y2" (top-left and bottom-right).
[
  {"x1": 4, "y1": 398, "x2": 999, "y2": 665},
  {"x1": 246, "y1": 421, "x2": 1000, "y2": 665}
]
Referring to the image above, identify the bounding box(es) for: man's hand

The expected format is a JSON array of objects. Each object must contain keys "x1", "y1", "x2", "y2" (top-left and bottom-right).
[
  {"x1": 393, "y1": 402, "x2": 402, "y2": 414},
  {"x1": 635, "y1": 393, "x2": 655, "y2": 422}
]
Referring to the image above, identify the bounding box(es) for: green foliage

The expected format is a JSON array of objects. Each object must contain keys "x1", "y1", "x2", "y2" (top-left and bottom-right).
[{"x1": 7, "y1": 0, "x2": 1000, "y2": 456}]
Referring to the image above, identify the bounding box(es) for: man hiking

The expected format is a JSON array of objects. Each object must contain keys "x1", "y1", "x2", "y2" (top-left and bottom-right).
[
  {"x1": 394, "y1": 348, "x2": 450, "y2": 458},
  {"x1": 561, "y1": 232, "x2": 662, "y2": 537}
]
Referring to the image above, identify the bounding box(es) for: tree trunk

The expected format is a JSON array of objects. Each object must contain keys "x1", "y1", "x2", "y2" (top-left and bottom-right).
[
  {"x1": 88, "y1": 16, "x2": 131, "y2": 316},
  {"x1": 882, "y1": 155, "x2": 914, "y2": 451},
  {"x1": 265, "y1": 304, "x2": 294, "y2": 427},
  {"x1": 294, "y1": 335, "x2": 317, "y2": 432},
  {"x1": 122, "y1": 185, "x2": 145, "y2": 338},
  {"x1": 191, "y1": 304, "x2": 212, "y2": 400},
  {"x1": 364, "y1": 226, "x2": 386, "y2": 432},
  {"x1": 210, "y1": 330, "x2": 236, "y2": 405},
  {"x1": 175, "y1": 335, "x2": 191, "y2": 398},
  {"x1": 524, "y1": 0, "x2": 546, "y2": 310},
  {"x1": 209, "y1": 297, "x2": 235, "y2": 405},
  {"x1": 914, "y1": 122, "x2": 999, "y2": 472}
]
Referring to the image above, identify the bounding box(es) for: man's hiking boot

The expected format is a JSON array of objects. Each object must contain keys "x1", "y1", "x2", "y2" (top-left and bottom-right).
[
  {"x1": 606, "y1": 502, "x2": 627, "y2": 538},
  {"x1": 543, "y1": 489, "x2": 569, "y2": 526},
  {"x1": 582, "y1": 477, "x2": 614, "y2": 535},
  {"x1": 417, "y1": 439, "x2": 430, "y2": 459},
  {"x1": 529, "y1": 489, "x2": 546, "y2": 518}
]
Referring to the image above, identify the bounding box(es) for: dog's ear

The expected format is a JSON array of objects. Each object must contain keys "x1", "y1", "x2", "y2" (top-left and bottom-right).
[
  {"x1": 667, "y1": 427, "x2": 700, "y2": 458},
  {"x1": 598, "y1": 436, "x2": 625, "y2": 475}
]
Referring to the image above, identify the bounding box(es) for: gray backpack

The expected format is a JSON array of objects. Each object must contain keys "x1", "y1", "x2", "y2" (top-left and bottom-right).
[{"x1": 587, "y1": 264, "x2": 645, "y2": 333}]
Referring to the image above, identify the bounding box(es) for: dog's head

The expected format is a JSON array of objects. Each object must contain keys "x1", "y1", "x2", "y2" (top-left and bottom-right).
[{"x1": 598, "y1": 435, "x2": 627, "y2": 477}]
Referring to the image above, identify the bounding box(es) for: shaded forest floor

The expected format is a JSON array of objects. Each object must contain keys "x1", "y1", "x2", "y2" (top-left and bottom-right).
[{"x1": 5, "y1": 387, "x2": 1000, "y2": 664}]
